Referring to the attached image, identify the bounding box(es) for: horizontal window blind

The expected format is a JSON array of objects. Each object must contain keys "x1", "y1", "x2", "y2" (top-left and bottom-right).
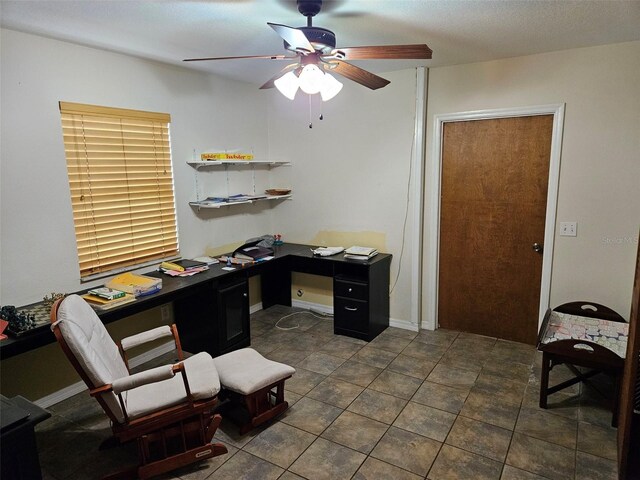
[{"x1": 59, "y1": 102, "x2": 178, "y2": 279}]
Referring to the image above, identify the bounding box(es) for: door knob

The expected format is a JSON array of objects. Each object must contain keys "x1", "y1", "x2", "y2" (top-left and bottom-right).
[{"x1": 532, "y1": 242, "x2": 543, "y2": 253}]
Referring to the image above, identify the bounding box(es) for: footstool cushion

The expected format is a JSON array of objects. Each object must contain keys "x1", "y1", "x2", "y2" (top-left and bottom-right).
[
  {"x1": 213, "y1": 348, "x2": 295, "y2": 433},
  {"x1": 213, "y1": 348, "x2": 295, "y2": 395}
]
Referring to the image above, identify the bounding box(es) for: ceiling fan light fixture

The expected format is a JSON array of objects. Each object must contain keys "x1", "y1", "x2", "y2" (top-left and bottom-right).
[
  {"x1": 274, "y1": 71, "x2": 300, "y2": 100},
  {"x1": 298, "y1": 64, "x2": 325, "y2": 94},
  {"x1": 320, "y1": 72, "x2": 343, "y2": 101}
]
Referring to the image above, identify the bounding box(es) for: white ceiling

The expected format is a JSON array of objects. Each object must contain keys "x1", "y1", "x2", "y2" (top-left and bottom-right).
[{"x1": 2, "y1": 0, "x2": 639, "y2": 87}]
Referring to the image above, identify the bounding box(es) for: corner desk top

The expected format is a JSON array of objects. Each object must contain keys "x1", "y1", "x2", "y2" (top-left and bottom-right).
[{"x1": 0, "y1": 243, "x2": 391, "y2": 359}]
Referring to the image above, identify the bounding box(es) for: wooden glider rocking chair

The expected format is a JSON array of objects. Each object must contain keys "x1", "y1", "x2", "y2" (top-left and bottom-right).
[{"x1": 50, "y1": 294, "x2": 228, "y2": 479}]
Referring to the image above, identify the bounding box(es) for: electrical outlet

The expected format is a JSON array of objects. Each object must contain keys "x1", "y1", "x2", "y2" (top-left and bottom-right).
[{"x1": 559, "y1": 222, "x2": 577, "y2": 237}]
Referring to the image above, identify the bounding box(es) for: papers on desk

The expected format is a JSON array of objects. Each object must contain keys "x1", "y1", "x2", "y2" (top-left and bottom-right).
[
  {"x1": 344, "y1": 246, "x2": 378, "y2": 261},
  {"x1": 159, "y1": 259, "x2": 209, "y2": 277}
]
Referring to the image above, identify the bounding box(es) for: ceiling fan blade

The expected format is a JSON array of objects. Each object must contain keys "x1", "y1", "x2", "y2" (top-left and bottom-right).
[
  {"x1": 184, "y1": 54, "x2": 292, "y2": 62},
  {"x1": 268, "y1": 22, "x2": 315, "y2": 54},
  {"x1": 330, "y1": 61, "x2": 390, "y2": 90},
  {"x1": 332, "y1": 44, "x2": 432, "y2": 60},
  {"x1": 259, "y1": 64, "x2": 300, "y2": 90}
]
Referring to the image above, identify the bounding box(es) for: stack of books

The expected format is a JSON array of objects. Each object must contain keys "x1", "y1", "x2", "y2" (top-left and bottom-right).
[
  {"x1": 106, "y1": 272, "x2": 162, "y2": 297},
  {"x1": 344, "y1": 246, "x2": 378, "y2": 261},
  {"x1": 159, "y1": 259, "x2": 209, "y2": 277},
  {"x1": 82, "y1": 287, "x2": 136, "y2": 311}
]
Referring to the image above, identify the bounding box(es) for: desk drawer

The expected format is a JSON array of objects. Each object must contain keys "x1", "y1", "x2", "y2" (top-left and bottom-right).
[
  {"x1": 334, "y1": 278, "x2": 368, "y2": 301},
  {"x1": 334, "y1": 298, "x2": 369, "y2": 333}
]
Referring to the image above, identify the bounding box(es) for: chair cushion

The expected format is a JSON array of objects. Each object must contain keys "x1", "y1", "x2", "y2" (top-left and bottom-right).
[
  {"x1": 125, "y1": 352, "x2": 221, "y2": 420},
  {"x1": 213, "y1": 348, "x2": 295, "y2": 395},
  {"x1": 57, "y1": 295, "x2": 130, "y2": 421}
]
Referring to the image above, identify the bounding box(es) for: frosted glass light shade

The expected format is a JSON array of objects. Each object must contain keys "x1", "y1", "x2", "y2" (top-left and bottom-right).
[
  {"x1": 320, "y1": 73, "x2": 343, "y2": 101},
  {"x1": 298, "y1": 64, "x2": 325, "y2": 94},
  {"x1": 274, "y1": 71, "x2": 300, "y2": 100}
]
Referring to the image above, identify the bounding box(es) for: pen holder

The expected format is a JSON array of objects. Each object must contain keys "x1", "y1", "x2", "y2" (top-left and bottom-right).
[{"x1": 273, "y1": 234, "x2": 283, "y2": 246}]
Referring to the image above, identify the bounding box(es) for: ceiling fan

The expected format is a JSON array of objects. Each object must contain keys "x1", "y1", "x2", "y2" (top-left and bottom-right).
[{"x1": 184, "y1": 0, "x2": 432, "y2": 101}]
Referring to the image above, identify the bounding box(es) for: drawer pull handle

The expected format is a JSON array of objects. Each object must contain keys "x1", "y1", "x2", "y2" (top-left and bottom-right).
[{"x1": 345, "y1": 306, "x2": 358, "y2": 312}]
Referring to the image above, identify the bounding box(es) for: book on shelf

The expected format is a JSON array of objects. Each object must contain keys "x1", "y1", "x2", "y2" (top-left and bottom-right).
[
  {"x1": 227, "y1": 193, "x2": 267, "y2": 202},
  {"x1": 105, "y1": 272, "x2": 162, "y2": 297},
  {"x1": 200, "y1": 152, "x2": 254, "y2": 161},
  {"x1": 87, "y1": 287, "x2": 126, "y2": 300},
  {"x1": 81, "y1": 292, "x2": 136, "y2": 311}
]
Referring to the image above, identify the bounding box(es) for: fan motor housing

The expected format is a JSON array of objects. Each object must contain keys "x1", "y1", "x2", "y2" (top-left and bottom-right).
[{"x1": 285, "y1": 26, "x2": 336, "y2": 54}]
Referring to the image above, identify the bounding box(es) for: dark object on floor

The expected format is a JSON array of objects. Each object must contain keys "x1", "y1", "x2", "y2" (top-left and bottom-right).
[
  {"x1": 537, "y1": 301, "x2": 627, "y2": 427},
  {"x1": 1, "y1": 394, "x2": 50, "y2": 480},
  {"x1": 50, "y1": 294, "x2": 227, "y2": 479}
]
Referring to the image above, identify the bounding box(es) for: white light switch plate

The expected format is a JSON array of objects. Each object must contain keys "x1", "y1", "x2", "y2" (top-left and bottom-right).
[{"x1": 560, "y1": 222, "x2": 577, "y2": 237}]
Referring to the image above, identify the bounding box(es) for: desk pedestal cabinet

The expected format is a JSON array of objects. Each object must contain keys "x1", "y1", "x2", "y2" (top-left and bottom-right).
[
  {"x1": 173, "y1": 275, "x2": 250, "y2": 357},
  {"x1": 334, "y1": 264, "x2": 390, "y2": 341}
]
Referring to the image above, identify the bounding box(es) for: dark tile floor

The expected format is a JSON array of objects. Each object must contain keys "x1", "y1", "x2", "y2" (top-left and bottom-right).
[{"x1": 36, "y1": 306, "x2": 619, "y2": 479}]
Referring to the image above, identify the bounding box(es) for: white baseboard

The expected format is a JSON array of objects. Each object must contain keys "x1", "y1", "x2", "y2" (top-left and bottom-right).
[
  {"x1": 250, "y1": 302, "x2": 263, "y2": 314},
  {"x1": 390, "y1": 317, "x2": 419, "y2": 332},
  {"x1": 290, "y1": 299, "x2": 418, "y2": 332},
  {"x1": 421, "y1": 320, "x2": 437, "y2": 331},
  {"x1": 291, "y1": 299, "x2": 334, "y2": 315},
  {"x1": 34, "y1": 341, "x2": 176, "y2": 409}
]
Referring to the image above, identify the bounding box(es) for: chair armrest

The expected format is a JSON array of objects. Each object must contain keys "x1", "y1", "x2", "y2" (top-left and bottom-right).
[
  {"x1": 120, "y1": 325, "x2": 174, "y2": 351},
  {"x1": 112, "y1": 364, "x2": 176, "y2": 395}
]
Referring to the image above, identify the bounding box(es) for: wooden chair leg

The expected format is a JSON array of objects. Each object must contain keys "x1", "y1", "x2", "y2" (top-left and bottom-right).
[
  {"x1": 612, "y1": 372, "x2": 622, "y2": 427},
  {"x1": 539, "y1": 352, "x2": 550, "y2": 409}
]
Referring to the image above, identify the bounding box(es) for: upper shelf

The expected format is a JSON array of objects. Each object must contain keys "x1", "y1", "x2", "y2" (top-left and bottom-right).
[{"x1": 187, "y1": 160, "x2": 290, "y2": 170}]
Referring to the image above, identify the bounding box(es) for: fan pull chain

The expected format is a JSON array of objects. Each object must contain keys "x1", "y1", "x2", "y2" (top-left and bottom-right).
[{"x1": 308, "y1": 94, "x2": 324, "y2": 128}]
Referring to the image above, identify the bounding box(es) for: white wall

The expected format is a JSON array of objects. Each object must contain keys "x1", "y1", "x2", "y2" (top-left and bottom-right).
[
  {"x1": 424, "y1": 41, "x2": 640, "y2": 321},
  {"x1": 0, "y1": 29, "x2": 273, "y2": 306},
  {"x1": 267, "y1": 69, "x2": 421, "y2": 327}
]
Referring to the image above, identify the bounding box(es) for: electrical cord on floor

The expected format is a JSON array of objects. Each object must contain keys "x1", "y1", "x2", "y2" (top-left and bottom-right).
[{"x1": 275, "y1": 309, "x2": 333, "y2": 331}]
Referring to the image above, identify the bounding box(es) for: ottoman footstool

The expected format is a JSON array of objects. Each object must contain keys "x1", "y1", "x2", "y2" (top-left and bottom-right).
[{"x1": 214, "y1": 348, "x2": 295, "y2": 434}]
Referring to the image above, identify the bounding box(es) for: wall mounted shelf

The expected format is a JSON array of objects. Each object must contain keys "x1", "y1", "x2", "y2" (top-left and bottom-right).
[{"x1": 188, "y1": 158, "x2": 291, "y2": 212}]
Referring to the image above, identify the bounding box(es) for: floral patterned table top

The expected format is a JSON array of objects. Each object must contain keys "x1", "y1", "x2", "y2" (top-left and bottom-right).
[{"x1": 540, "y1": 310, "x2": 629, "y2": 358}]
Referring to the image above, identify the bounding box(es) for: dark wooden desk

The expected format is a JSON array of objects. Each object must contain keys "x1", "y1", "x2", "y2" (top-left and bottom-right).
[
  {"x1": 1, "y1": 395, "x2": 51, "y2": 480},
  {"x1": 1, "y1": 244, "x2": 391, "y2": 359}
]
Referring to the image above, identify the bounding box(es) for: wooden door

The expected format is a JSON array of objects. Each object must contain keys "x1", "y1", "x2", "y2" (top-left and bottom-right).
[{"x1": 438, "y1": 115, "x2": 553, "y2": 344}]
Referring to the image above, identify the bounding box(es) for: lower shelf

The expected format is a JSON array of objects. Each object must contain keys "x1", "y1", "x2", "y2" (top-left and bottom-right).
[{"x1": 189, "y1": 194, "x2": 292, "y2": 210}]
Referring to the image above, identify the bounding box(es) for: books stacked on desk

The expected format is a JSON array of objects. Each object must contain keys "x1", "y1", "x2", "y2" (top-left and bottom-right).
[
  {"x1": 106, "y1": 272, "x2": 162, "y2": 297},
  {"x1": 82, "y1": 290, "x2": 136, "y2": 311},
  {"x1": 344, "y1": 246, "x2": 378, "y2": 261},
  {"x1": 159, "y1": 259, "x2": 209, "y2": 277}
]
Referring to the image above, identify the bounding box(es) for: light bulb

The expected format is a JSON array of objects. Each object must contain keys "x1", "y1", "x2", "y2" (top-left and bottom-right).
[
  {"x1": 274, "y1": 71, "x2": 300, "y2": 100},
  {"x1": 320, "y1": 73, "x2": 343, "y2": 101},
  {"x1": 298, "y1": 64, "x2": 325, "y2": 94}
]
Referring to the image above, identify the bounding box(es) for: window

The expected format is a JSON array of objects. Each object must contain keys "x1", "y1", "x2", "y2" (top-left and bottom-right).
[{"x1": 59, "y1": 102, "x2": 178, "y2": 279}]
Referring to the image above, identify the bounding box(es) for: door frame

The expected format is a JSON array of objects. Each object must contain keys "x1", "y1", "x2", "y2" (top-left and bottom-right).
[{"x1": 424, "y1": 104, "x2": 565, "y2": 332}]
